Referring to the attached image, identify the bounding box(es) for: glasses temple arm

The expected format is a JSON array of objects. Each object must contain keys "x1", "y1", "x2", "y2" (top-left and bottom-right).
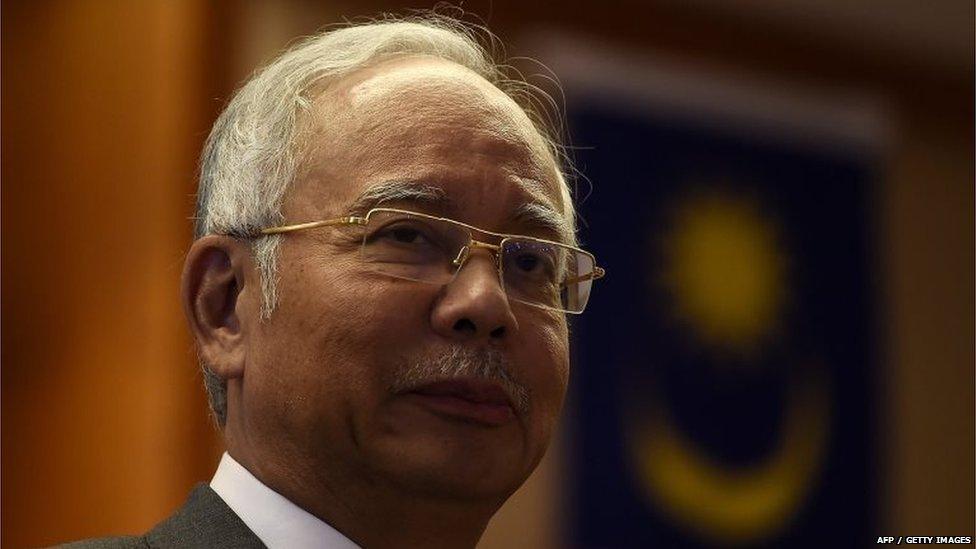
[
  {"x1": 562, "y1": 266, "x2": 606, "y2": 286},
  {"x1": 259, "y1": 216, "x2": 367, "y2": 235}
]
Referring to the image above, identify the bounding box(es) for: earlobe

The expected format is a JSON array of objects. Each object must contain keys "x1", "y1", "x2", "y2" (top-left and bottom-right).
[{"x1": 181, "y1": 236, "x2": 253, "y2": 381}]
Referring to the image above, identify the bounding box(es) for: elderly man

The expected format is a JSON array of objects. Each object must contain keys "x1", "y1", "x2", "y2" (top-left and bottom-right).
[{"x1": 67, "y1": 15, "x2": 602, "y2": 549}]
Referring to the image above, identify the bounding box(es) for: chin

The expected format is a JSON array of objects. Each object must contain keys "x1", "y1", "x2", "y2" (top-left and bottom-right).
[
  {"x1": 362, "y1": 393, "x2": 550, "y2": 501},
  {"x1": 392, "y1": 456, "x2": 530, "y2": 503},
  {"x1": 371, "y1": 427, "x2": 535, "y2": 501}
]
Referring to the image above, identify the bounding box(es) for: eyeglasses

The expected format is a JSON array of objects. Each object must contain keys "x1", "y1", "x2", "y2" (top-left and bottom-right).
[{"x1": 258, "y1": 208, "x2": 605, "y2": 314}]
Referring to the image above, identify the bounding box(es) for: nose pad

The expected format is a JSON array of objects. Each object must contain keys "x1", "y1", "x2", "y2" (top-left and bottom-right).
[
  {"x1": 452, "y1": 245, "x2": 470, "y2": 268},
  {"x1": 432, "y1": 246, "x2": 518, "y2": 341},
  {"x1": 450, "y1": 244, "x2": 502, "y2": 286}
]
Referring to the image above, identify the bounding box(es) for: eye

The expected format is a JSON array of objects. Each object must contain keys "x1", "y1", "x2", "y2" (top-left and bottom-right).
[
  {"x1": 390, "y1": 226, "x2": 422, "y2": 243},
  {"x1": 505, "y1": 241, "x2": 558, "y2": 279},
  {"x1": 369, "y1": 220, "x2": 439, "y2": 249},
  {"x1": 515, "y1": 253, "x2": 541, "y2": 272}
]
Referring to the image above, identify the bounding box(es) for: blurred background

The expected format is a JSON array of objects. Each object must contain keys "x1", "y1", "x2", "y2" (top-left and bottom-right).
[{"x1": 2, "y1": 1, "x2": 972, "y2": 547}]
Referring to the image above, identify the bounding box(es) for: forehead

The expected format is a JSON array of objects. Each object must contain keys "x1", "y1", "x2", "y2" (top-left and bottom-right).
[{"x1": 285, "y1": 56, "x2": 569, "y2": 239}]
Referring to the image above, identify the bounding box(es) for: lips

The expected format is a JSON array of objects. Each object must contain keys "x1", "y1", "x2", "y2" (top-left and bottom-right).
[{"x1": 406, "y1": 379, "x2": 516, "y2": 426}]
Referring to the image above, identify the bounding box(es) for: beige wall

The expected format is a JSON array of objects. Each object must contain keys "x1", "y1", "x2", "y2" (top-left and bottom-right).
[
  {"x1": 884, "y1": 113, "x2": 974, "y2": 532},
  {"x1": 1, "y1": 2, "x2": 222, "y2": 547}
]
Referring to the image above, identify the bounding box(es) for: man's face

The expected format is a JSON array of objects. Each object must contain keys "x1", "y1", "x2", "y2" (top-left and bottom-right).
[{"x1": 238, "y1": 57, "x2": 571, "y2": 503}]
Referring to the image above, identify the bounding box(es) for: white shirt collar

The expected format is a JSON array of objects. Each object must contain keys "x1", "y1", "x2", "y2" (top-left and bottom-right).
[{"x1": 210, "y1": 452, "x2": 361, "y2": 549}]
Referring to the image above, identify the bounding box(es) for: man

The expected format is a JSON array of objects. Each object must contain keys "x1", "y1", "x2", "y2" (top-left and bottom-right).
[{"x1": 65, "y1": 14, "x2": 603, "y2": 549}]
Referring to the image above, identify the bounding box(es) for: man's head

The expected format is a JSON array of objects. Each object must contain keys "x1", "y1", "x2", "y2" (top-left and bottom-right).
[{"x1": 182, "y1": 16, "x2": 579, "y2": 523}]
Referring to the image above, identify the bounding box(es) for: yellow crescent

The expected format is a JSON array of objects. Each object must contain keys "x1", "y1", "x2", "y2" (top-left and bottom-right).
[{"x1": 626, "y1": 367, "x2": 830, "y2": 544}]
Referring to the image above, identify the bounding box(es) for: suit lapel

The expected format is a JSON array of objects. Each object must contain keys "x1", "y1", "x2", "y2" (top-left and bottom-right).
[{"x1": 145, "y1": 483, "x2": 265, "y2": 548}]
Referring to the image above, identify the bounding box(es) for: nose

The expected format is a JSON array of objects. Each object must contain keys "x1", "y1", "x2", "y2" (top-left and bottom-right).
[{"x1": 430, "y1": 250, "x2": 519, "y2": 342}]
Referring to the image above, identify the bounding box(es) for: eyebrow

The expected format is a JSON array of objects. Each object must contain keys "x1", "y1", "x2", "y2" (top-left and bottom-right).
[
  {"x1": 347, "y1": 180, "x2": 573, "y2": 243},
  {"x1": 346, "y1": 180, "x2": 452, "y2": 217},
  {"x1": 511, "y1": 201, "x2": 573, "y2": 244}
]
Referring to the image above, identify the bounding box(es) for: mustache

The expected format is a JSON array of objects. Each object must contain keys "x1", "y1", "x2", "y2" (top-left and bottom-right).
[{"x1": 389, "y1": 345, "x2": 530, "y2": 415}]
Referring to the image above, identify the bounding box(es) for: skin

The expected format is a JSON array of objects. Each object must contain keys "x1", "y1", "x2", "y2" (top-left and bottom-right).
[{"x1": 182, "y1": 56, "x2": 571, "y2": 548}]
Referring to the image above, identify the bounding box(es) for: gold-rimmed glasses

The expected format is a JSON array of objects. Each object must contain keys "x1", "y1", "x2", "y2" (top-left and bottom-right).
[{"x1": 259, "y1": 207, "x2": 605, "y2": 314}]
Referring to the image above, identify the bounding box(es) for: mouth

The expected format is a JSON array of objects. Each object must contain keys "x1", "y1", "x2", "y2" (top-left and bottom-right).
[{"x1": 403, "y1": 378, "x2": 516, "y2": 427}]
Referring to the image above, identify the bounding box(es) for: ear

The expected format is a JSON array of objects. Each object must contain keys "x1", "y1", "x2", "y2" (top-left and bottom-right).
[{"x1": 181, "y1": 235, "x2": 257, "y2": 382}]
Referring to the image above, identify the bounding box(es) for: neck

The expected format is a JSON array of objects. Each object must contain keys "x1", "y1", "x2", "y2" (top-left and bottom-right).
[{"x1": 224, "y1": 427, "x2": 500, "y2": 549}]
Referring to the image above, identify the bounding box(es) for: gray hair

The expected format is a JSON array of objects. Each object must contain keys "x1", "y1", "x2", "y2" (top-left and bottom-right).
[{"x1": 194, "y1": 14, "x2": 576, "y2": 426}]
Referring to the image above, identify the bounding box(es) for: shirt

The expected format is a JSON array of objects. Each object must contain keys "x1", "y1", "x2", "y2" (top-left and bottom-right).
[{"x1": 210, "y1": 452, "x2": 361, "y2": 549}]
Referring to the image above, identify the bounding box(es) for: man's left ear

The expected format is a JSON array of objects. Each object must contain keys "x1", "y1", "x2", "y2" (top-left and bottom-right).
[{"x1": 180, "y1": 235, "x2": 257, "y2": 382}]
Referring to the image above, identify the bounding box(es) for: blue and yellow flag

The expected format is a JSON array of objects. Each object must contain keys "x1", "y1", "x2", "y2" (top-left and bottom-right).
[{"x1": 567, "y1": 99, "x2": 878, "y2": 548}]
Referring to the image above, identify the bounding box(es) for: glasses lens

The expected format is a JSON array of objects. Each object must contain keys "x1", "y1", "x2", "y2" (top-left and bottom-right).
[
  {"x1": 564, "y1": 250, "x2": 594, "y2": 313},
  {"x1": 502, "y1": 239, "x2": 596, "y2": 313},
  {"x1": 361, "y1": 210, "x2": 599, "y2": 314},
  {"x1": 361, "y1": 210, "x2": 468, "y2": 284}
]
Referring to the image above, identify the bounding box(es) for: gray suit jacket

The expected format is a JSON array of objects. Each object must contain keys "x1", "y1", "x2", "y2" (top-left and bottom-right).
[{"x1": 56, "y1": 483, "x2": 265, "y2": 548}]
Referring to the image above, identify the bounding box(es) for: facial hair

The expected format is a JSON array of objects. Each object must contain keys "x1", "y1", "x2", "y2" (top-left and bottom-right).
[{"x1": 389, "y1": 344, "x2": 530, "y2": 415}]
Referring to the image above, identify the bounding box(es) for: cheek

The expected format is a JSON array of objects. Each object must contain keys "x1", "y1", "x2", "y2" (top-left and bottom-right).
[
  {"x1": 244, "y1": 254, "x2": 381, "y2": 419},
  {"x1": 519, "y1": 319, "x2": 570, "y2": 426},
  {"x1": 256, "y1": 257, "x2": 433, "y2": 410}
]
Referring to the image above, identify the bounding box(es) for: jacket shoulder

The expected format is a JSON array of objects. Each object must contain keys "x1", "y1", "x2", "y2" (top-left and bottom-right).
[
  {"x1": 55, "y1": 535, "x2": 147, "y2": 548},
  {"x1": 54, "y1": 484, "x2": 263, "y2": 549},
  {"x1": 144, "y1": 483, "x2": 265, "y2": 548}
]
